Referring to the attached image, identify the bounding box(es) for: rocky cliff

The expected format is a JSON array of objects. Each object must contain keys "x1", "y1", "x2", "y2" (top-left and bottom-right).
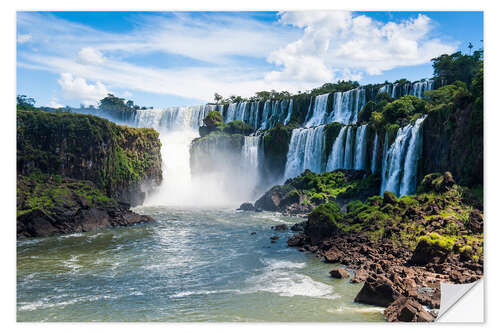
[
  {"x1": 421, "y1": 103, "x2": 483, "y2": 188},
  {"x1": 17, "y1": 110, "x2": 162, "y2": 206}
]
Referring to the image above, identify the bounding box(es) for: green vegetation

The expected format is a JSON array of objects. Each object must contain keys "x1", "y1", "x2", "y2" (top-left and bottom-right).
[
  {"x1": 279, "y1": 169, "x2": 380, "y2": 207},
  {"x1": 17, "y1": 173, "x2": 116, "y2": 217},
  {"x1": 199, "y1": 112, "x2": 254, "y2": 137},
  {"x1": 17, "y1": 109, "x2": 162, "y2": 198},
  {"x1": 306, "y1": 172, "x2": 483, "y2": 262},
  {"x1": 431, "y1": 50, "x2": 483, "y2": 87}
]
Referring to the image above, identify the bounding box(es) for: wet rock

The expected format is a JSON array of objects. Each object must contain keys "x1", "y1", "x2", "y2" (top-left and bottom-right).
[
  {"x1": 237, "y1": 202, "x2": 255, "y2": 211},
  {"x1": 384, "y1": 297, "x2": 435, "y2": 322},
  {"x1": 250, "y1": 231, "x2": 257, "y2": 235},
  {"x1": 354, "y1": 275, "x2": 401, "y2": 307},
  {"x1": 290, "y1": 221, "x2": 307, "y2": 232},
  {"x1": 330, "y1": 267, "x2": 350, "y2": 279},
  {"x1": 383, "y1": 191, "x2": 398, "y2": 205},
  {"x1": 270, "y1": 236, "x2": 280, "y2": 241},
  {"x1": 287, "y1": 234, "x2": 306, "y2": 247},
  {"x1": 273, "y1": 224, "x2": 288, "y2": 231}
]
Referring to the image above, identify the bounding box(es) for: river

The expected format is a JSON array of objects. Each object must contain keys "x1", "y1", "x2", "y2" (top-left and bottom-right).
[{"x1": 17, "y1": 206, "x2": 384, "y2": 322}]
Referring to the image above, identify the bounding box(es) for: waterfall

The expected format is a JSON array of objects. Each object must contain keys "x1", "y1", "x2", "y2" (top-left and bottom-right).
[
  {"x1": 247, "y1": 101, "x2": 260, "y2": 131},
  {"x1": 370, "y1": 132, "x2": 379, "y2": 174},
  {"x1": 325, "y1": 127, "x2": 347, "y2": 171},
  {"x1": 134, "y1": 105, "x2": 207, "y2": 131},
  {"x1": 399, "y1": 117, "x2": 427, "y2": 196},
  {"x1": 353, "y1": 125, "x2": 368, "y2": 170},
  {"x1": 283, "y1": 126, "x2": 325, "y2": 180},
  {"x1": 241, "y1": 135, "x2": 262, "y2": 193},
  {"x1": 260, "y1": 100, "x2": 271, "y2": 129},
  {"x1": 391, "y1": 83, "x2": 398, "y2": 98},
  {"x1": 380, "y1": 116, "x2": 427, "y2": 196},
  {"x1": 305, "y1": 93, "x2": 329, "y2": 127},
  {"x1": 410, "y1": 80, "x2": 434, "y2": 98},
  {"x1": 329, "y1": 88, "x2": 366, "y2": 124},
  {"x1": 283, "y1": 99, "x2": 293, "y2": 125},
  {"x1": 343, "y1": 127, "x2": 354, "y2": 169}
]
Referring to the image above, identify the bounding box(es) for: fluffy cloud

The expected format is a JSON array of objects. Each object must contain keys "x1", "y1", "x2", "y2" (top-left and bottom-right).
[
  {"x1": 267, "y1": 11, "x2": 457, "y2": 83},
  {"x1": 78, "y1": 47, "x2": 105, "y2": 64},
  {"x1": 57, "y1": 73, "x2": 109, "y2": 106},
  {"x1": 17, "y1": 12, "x2": 458, "y2": 103},
  {"x1": 48, "y1": 98, "x2": 64, "y2": 108}
]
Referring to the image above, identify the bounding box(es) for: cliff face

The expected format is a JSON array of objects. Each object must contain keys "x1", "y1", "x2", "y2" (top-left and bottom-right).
[
  {"x1": 17, "y1": 110, "x2": 162, "y2": 206},
  {"x1": 421, "y1": 103, "x2": 483, "y2": 188}
]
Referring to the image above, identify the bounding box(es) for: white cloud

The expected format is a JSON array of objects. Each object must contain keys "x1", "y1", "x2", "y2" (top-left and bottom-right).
[
  {"x1": 48, "y1": 98, "x2": 64, "y2": 108},
  {"x1": 122, "y1": 91, "x2": 133, "y2": 98},
  {"x1": 57, "y1": 73, "x2": 109, "y2": 106},
  {"x1": 17, "y1": 34, "x2": 32, "y2": 44},
  {"x1": 17, "y1": 11, "x2": 458, "y2": 103},
  {"x1": 268, "y1": 11, "x2": 457, "y2": 83},
  {"x1": 78, "y1": 47, "x2": 105, "y2": 64}
]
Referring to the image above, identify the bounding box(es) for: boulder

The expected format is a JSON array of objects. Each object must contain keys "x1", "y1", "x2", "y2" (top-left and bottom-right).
[
  {"x1": 290, "y1": 221, "x2": 307, "y2": 232},
  {"x1": 237, "y1": 202, "x2": 255, "y2": 211},
  {"x1": 330, "y1": 267, "x2": 350, "y2": 279},
  {"x1": 384, "y1": 297, "x2": 435, "y2": 322},
  {"x1": 270, "y1": 236, "x2": 280, "y2": 241},
  {"x1": 273, "y1": 224, "x2": 288, "y2": 231},
  {"x1": 323, "y1": 247, "x2": 342, "y2": 263},
  {"x1": 354, "y1": 275, "x2": 401, "y2": 307},
  {"x1": 408, "y1": 239, "x2": 451, "y2": 265},
  {"x1": 287, "y1": 234, "x2": 306, "y2": 247},
  {"x1": 350, "y1": 269, "x2": 369, "y2": 283},
  {"x1": 383, "y1": 191, "x2": 398, "y2": 205}
]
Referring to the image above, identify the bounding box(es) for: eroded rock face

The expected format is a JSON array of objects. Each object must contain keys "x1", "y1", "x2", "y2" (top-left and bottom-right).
[
  {"x1": 237, "y1": 202, "x2": 255, "y2": 211},
  {"x1": 384, "y1": 297, "x2": 435, "y2": 322}
]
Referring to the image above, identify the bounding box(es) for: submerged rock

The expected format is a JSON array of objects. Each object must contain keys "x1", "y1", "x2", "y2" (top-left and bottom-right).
[{"x1": 273, "y1": 224, "x2": 288, "y2": 231}]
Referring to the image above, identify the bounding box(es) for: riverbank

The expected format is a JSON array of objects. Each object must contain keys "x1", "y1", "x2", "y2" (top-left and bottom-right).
[{"x1": 285, "y1": 174, "x2": 483, "y2": 322}]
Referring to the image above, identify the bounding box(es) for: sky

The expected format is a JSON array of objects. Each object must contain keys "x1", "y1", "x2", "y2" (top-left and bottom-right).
[{"x1": 16, "y1": 11, "x2": 483, "y2": 108}]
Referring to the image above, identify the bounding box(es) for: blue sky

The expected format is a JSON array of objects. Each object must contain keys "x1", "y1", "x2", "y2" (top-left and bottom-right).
[{"x1": 16, "y1": 11, "x2": 483, "y2": 108}]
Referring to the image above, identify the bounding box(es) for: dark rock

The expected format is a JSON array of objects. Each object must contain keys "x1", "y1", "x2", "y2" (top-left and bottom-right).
[
  {"x1": 351, "y1": 269, "x2": 369, "y2": 283},
  {"x1": 384, "y1": 297, "x2": 435, "y2": 322},
  {"x1": 273, "y1": 224, "x2": 288, "y2": 231},
  {"x1": 270, "y1": 236, "x2": 280, "y2": 241},
  {"x1": 330, "y1": 267, "x2": 350, "y2": 279},
  {"x1": 287, "y1": 234, "x2": 306, "y2": 247},
  {"x1": 237, "y1": 202, "x2": 255, "y2": 211},
  {"x1": 290, "y1": 221, "x2": 306, "y2": 232},
  {"x1": 408, "y1": 239, "x2": 450, "y2": 265},
  {"x1": 251, "y1": 232, "x2": 257, "y2": 235},
  {"x1": 383, "y1": 191, "x2": 398, "y2": 205},
  {"x1": 254, "y1": 186, "x2": 282, "y2": 211},
  {"x1": 354, "y1": 275, "x2": 401, "y2": 307},
  {"x1": 323, "y1": 247, "x2": 342, "y2": 263}
]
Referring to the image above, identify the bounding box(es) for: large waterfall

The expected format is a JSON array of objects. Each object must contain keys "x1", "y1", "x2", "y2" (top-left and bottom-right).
[
  {"x1": 380, "y1": 116, "x2": 427, "y2": 197},
  {"x1": 284, "y1": 126, "x2": 325, "y2": 180},
  {"x1": 353, "y1": 125, "x2": 368, "y2": 170},
  {"x1": 305, "y1": 93, "x2": 329, "y2": 127},
  {"x1": 326, "y1": 127, "x2": 347, "y2": 171}
]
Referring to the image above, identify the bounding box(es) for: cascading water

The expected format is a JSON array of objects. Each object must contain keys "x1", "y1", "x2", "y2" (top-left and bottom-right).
[
  {"x1": 380, "y1": 116, "x2": 427, "y2": 197},
  {"x1": 329, "y1": 88, "x2": 366, "y2": 125},
  {"x1": 260, "y1": 100, "x2": 271, "y2": 130},
  {"x1": 325, "y1": 127, "x2": 347, "y2": 171},
  {"x1": 305, "y1": 93, "x2": 329, "y2": 127},
  {"x1": 370, "y1": 133, "x2": 379, "y2": 174},
  {"x1": 353, "y1": 125, "x2": 368, "y2": 170},
  {"x1": 410, "y1": 80, "x2": 434, "y2": 98},
  {"x1": 284, "y1": 126, "x2": 325, "y2": 180},
  {"x1": 343, "y1": 127, "x2": 354, "y2": 169},
  {"x1": 283, "y1": 99, "x2": 293, "y2": 125},
  {"x1": 242, "y1": 135, "x2": 262, "y2": 196}
]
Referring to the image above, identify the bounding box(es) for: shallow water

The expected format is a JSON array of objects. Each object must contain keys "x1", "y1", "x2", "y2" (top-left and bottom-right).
[{"x1": 17, "y1": 207, "x2": 384, "y2": 322}]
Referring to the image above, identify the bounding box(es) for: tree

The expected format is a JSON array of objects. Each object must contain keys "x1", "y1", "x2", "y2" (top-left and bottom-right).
[
  {"x1": 468, "y1": 42, "x2": 473, "y2": 55},
  {"x1": 17, "y1": 95, "x2": 36, "y2": 110},
  {"x1": 203, "y1": 111, "x2": 223, "y2": 128},
  {"x1": 214, "y1": 93, "x2": 223, "y2": 104},
  {"x1": 431, "y1": 51, "x2": 482, "y2": 87},
  {"x1": 382, "y1": 95, "x2": 426, "y2": 124},
  {"x1": 126, "y1": 100, "x2": 134, "y2": 109}
]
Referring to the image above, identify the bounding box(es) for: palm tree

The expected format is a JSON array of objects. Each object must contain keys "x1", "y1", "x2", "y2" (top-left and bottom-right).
[{"x1": 468, "y1": 42, "x2": 474, "y2": 55}]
